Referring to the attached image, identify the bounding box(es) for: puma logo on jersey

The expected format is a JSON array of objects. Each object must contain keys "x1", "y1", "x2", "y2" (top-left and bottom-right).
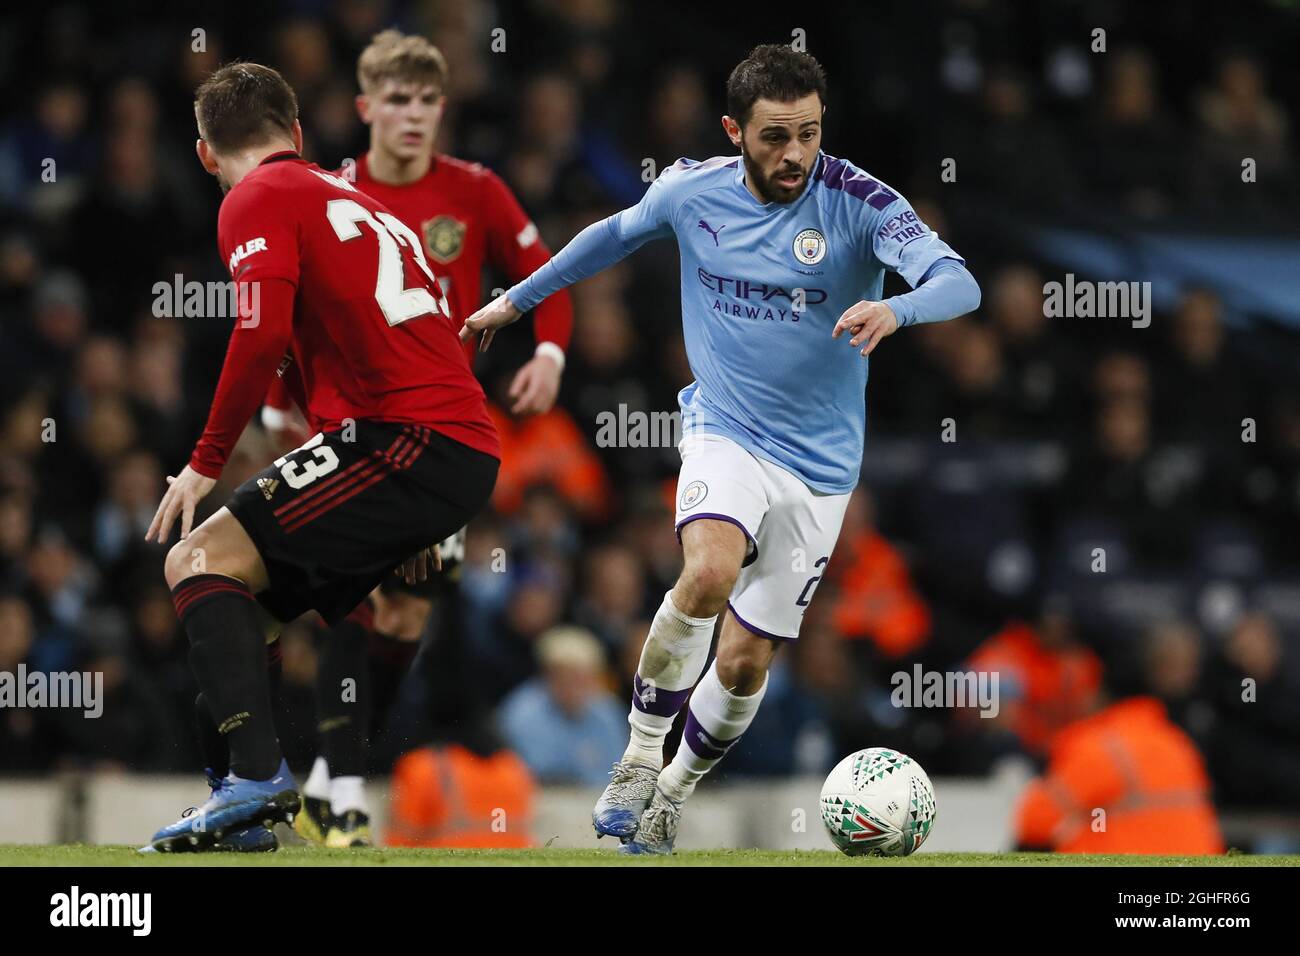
[
  {"x1": 257, "y1": 476, "x2": 280, "y2": 501},
  {"x1": 516, "y1": 222, "x2": 538, "y2": 248},
  {"x1": 228, "y1": 237, "x2": 267, "y2": 273},
  {"x1": 698, "y1": 219, "x2": 725, "y2": 246}
]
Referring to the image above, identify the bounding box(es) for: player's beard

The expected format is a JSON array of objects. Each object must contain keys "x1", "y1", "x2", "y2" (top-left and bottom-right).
[
  {"x1": 216, "y1": 171, "x2": 233, "y2": 195},
  {"x1": 741, "y1": 143, "x2": 810, "y2": 204}
]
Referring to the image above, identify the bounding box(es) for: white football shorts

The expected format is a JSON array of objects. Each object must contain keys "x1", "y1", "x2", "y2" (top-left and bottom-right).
[{"x1": 673, "y1": 432, "x2": 851, "y2": 640}]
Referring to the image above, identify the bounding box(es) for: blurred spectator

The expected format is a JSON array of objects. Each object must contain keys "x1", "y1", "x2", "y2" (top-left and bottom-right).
[
  {"x1": 24, "y1": 272, "x2": 89, "y2": 376},
  {"x1": 25, "y1": 526, "x2": 98, "y2": 668},
  {"x1": 1193, "y1": 52, "x2": 1294, "y2": 210},
  {"x1": 1141, "y1": 619, "x2": 1212, "y2": 737},
  {"x1": 0, "y1": 592, "x2": 53, "y2": 772},
  {"x1": 639, "y1": 65, "x2": 714, "y2": 168},
  {"x1": 471, "y1": 563, "x2": 566, "y2": 704},
  {"x1": 573, "y1": 542, "x2": 648, "y2": 656},
  {"x1": 0, "y1": 81, "x2": 93, "y2": 219},
  {"x1": 1063, "y1": 386, "x2": 1204, "y2": 564},
  {"x1": 943, "y1": 65, "x2": 1079, "y2": 205},
  {"x1": 1152, "y1": 288, "x2": 1254, "y2": 449},
  {"x1": 275, "y1": 19, "x2": 335, "y2": 101},
  {"x1": 387, "y1": 742, "x2": 536, "y2": 848},
  {"x1": 92, "y1": 450, "x2": 161, "y2": 565},
  {"x1": 1205, "y1": 612, "x2": 1300, "y2": 809},
  {"x1": 71, "y1": 131, "x2": 194, "y2": 324},
  {"x1": 498, "y1": 625, "x2": 627, "y2": 785},
  {"x1": 486, "y1": 400, "x2": 612, "y2": 522},
  {"x1": 963, "y1": 597, "x2": 1102, "y2": 759},
  {"x1": 509, "y1": 484, "x2": 581, "y2": 560},
  {"x1": 935, "y1": 322, "x2": 1017, "y2": 438},
  {"x1": 0, "y1": 491, "x2": 34, "y2": 583},
  {"x1": 828, "y1": 486, "x2": 931, "y2": 660},
  {"x1": 55, "y1": 624, "x2": 181, "y2": 772},
  {"x1": 1014, "y1": 691, "x2": 1225, "y2": 855},
  {"x1": 1239, "y1": 391, "x2": 1300, "y2": 554},
  {"x1": 1081, "y1": 48, "x2": 1186, "y2": 217},
  {"x1": 986, "y1": 264, "x2": 1082, "y2": 438}
]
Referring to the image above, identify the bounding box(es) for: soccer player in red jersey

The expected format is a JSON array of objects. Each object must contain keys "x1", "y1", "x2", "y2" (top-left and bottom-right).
[
  {"x1": 143, "y1": 62, "x2": 499, "y2": 853},
  {"x1": 259, "y1": 32, "x2": 573, "y2": 848}
]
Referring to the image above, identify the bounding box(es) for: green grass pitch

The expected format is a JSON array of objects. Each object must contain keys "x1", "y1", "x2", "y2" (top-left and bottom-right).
[{"x1": 3, "y1": 845, "x2": 1296, "y2": 866}]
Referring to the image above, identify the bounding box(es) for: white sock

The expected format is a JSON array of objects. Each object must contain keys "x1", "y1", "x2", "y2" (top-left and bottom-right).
[
  {"x1": 304, "y1": 755, "x2": 330, "y2": 800},
  {"x1": 658, "y1": 661, "x2": 767, "y2": 803},
  {"x1": 330, "y1": 775, "x2": 368, "y2": 816},
  {"x1": 623, "y1": 590, "x2": 716, "y2": 768}
]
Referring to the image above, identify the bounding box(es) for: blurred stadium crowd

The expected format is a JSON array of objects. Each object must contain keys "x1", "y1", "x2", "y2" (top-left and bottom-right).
[{"x1": 1, "y1": 0, "x2": 1299, "y2": 828}]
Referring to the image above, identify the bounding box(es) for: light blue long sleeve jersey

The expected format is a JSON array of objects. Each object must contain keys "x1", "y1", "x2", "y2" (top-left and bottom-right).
[{"x1": 507, "y1": 151, "x2": 981, "y2": 494}]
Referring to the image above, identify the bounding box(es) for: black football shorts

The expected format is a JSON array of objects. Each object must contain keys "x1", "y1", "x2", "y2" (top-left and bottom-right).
[
  {"x1": 227, "y1": 420, "x2": 496, "y2": 625},
  {"x1": 378, "y1": 525, "x2": 466, "y2": 599}
]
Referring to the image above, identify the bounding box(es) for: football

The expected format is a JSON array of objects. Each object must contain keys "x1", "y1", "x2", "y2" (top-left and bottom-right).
[{"x1": 819, "y1": 748, "x2": 937, "y2": 856}]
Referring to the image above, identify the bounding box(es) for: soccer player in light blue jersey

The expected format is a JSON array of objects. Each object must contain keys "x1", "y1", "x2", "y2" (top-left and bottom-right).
[{"x1": 462, "y1": 44, "x2": 980, "y2": 853}]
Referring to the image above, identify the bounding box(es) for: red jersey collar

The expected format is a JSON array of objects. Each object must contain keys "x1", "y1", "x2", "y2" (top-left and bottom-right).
[{"x1": 259, "y1": 150, "x2": 302, "y2": 166}]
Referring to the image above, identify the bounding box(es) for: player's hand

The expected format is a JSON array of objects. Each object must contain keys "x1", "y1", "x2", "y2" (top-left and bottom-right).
[
  {"x1": 508, "y1": 352, "x2": 562, "y2": 416},
  {"x1": 395, "y1": 544, "x2": 442, "y2": 585},
  {"x1": 832, "y1": 300, "x2": 898, "y2": 356},
  {"x1": 145, "y1": 465, "x2": 217, "y2": 543},
  {"x1": 458, "y1": 294, "x2": 522, "y2": 353}
]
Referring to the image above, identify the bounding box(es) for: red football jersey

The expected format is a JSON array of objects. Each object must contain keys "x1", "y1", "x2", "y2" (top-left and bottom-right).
[
  {"x1": 264, "y1": 152, "x2": 573, "y2": 425},
  {"x1": 190, "y1": 151, "x2": 498, "y2": 478},
  {"x1": 352, "y1": 152, "x2": 572, "y2": 362}
]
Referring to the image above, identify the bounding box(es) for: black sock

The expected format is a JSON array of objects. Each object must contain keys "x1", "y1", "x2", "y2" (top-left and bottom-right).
[
  {"x1": 194, "y1": 692, "x2": 228, "y2": 782},
  {"x1": 369, "y1": 626, "x2": 420, "y2": 741},
  {"x1": 194, "y1": 639, "x2": 283, "y2": 782},
  {"x1": 173, "y1": 574, "x2": 282, "y2": 781},
  {"x1": 315, "y1": 605, "x2": 373, "y2": 778}
]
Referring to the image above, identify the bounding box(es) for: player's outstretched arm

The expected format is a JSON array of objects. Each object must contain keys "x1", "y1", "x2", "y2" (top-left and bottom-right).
[
  {"x1": 461, "y1": 170, "x2": 677, "y2": 351},
  {"x1": 459, "y1": 215, "x2": 629, "y2": 353},
  {"x1": 832, "y1": 258, "x2": 980, "y2": 357},
  {"x1": 883, "y1": 258, "x2": 981, "y2": 329}
]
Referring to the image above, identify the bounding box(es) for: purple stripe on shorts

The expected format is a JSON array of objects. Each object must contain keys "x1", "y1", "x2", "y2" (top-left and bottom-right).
[
  {"x1": 727, "y1": 601, "x2": 798, "y2": 642},
  {"x1": 682, "y1": 709, "x2": 738, "y2": 761},
  {"x1": 631, "y1": 674, "x2": 692, "y2": 718},
  {"x1": 675, "y1": 513, "x2": 758, "y2": 568}
]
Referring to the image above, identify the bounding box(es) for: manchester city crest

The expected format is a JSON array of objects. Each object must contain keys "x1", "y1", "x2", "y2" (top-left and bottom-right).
[
  {"x1": 793, "y1": 228, "x2": 827, "y2": 265},
  {"x1": 679, "y1": 480, "x2": 708, "y2": 511},
  {"x1": 423, "y1": 215, "x2": 467, "y2": 264}
]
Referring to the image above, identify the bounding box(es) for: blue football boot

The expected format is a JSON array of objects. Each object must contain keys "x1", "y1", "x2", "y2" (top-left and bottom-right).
[
  {"x1": 212, "y1": 824, "x2": 278, "y2": 852},
  {"x1": 149, "y1": 760, "x2": 299, "y2": 853},
  {"x1": 592, "y1": 761, "x2": 659, "y2": 841}
]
